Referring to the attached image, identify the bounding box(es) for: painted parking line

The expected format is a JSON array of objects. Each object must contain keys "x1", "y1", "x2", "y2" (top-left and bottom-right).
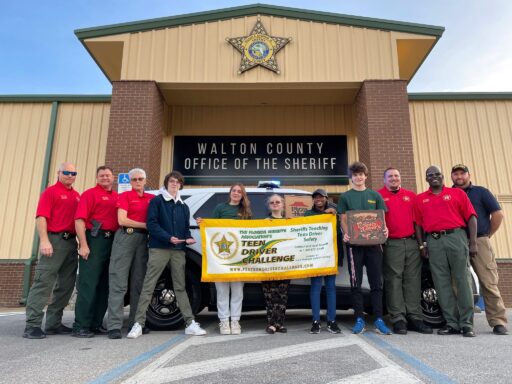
[
  {"x1": 88, "y1": 334, "x2": 187, "y2": 384},
  {"x1": 329, "y1": 366, "x2": 422, "y2": 384},
  {"x1": 0, "y1": 312, "x2": 24, "y2": 317},
  {"x1": 123, "y1": 328, "x2": 421, "y2": 384},
  {"x1": 364, "y1": 332, "x2": 455, "y2": 384}
]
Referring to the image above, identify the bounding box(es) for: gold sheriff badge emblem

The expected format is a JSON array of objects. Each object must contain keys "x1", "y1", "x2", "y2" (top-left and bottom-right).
[{"x1": 226, "y1": 19, "x2": 291, "y2": 74}]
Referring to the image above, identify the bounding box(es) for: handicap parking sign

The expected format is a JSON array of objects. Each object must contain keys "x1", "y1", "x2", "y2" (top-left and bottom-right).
[{"x1": 118, "y1": 173, "x2": 132, "y2": 193}]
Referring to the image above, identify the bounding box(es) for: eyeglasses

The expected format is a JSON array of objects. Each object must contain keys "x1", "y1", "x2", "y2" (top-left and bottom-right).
[
  {"x1": 131, "y1": 177, "x2": 145, "y2": 182},
  {"x1": 270, "y1": 201, "x2": 282, "y2": 204},
  {"x1": 61, "y1": 171, "x2": 77, "y2": 176},
  {"x1": 168, "y1": 180, "x2": 180, "y2": 184}
]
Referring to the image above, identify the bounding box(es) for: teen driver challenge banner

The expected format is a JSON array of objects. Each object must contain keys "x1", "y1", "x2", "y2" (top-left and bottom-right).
[{"x1": 201, "y1": 215, "x2": 338, "y2": 282}]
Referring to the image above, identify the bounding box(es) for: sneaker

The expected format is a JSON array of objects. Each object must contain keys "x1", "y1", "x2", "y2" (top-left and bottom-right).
[
  {"x1": 393, "y1": 320, "x2": 407, "y2": 335},
  {"x1": 437, "y1": 325, "x2": 460, "y2": 335},
  {"x1": 219, "y1": 320, "x2": 231, "y2": 335},
  {"x1": 185, "y1": 320, "x2": 207, "y2": 336},
  {"x1": 407, "y1": 319, "x2": 433, "y2": 334},
  {"x1": 127, "y1": 322, "x2": 143, "y2": 339},
  {"x1": 91, "y1": 326, "x2": 108, "y2": 335},
  {"x1": 23, "y1": 326, "x2": 46, "y2": 339},
  {"x1": 374, "y1": 318, "x2": 392, "y2": 335},
  {"x1": 45, "y1": 324, "x2": 72, "y2": 335},
  {"x1": 231, "y1": 320, "x2": 242, "y2": 335},
  {"x1": 108, "y1": 329, "x2": 122, "y2": 339},
  {"x1": 352, "y1": 317, "x2": 366, "y2": 334},
  {"x1": 493, "y1": 325, "x2": 508, "y2": 335},
  {"x1": 462, "y1": 326, "x2": 476, "y2": 338},
  {"x1": 326, "y1": 321, "x2": 341, "y2": 334},
  {"x1": 310, "y1": 321, "x2": 321, "y2": 334},
  {"x1": 71, "y1": 328, "x2": 94, "y2": 338}
]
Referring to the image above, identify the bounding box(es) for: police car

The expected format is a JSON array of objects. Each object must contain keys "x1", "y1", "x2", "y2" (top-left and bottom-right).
[{"x1": 142, "y1": 185, "x2": 479, "y2": 330}]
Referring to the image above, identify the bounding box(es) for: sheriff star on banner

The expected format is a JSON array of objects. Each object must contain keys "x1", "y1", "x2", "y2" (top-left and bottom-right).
[{"x1": 200, "y1": 214, "x2": 338, "y2": 282}]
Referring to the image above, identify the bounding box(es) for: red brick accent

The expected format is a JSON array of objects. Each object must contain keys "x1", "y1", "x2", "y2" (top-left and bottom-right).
[
  {"x1": 355, "y1": 80, "x2": 416, "y2": 191},
  {"x1": 0, "y1": 263, "x2": 35, "y2": 307},
  {"x1": 497, "y1": 260, "x2": 512, "y2": 307},
  {"x1": 106, "y1": 81, "x2": 164, "y2": 189}
]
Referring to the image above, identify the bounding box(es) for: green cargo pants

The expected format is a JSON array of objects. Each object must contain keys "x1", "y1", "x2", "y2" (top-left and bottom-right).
[
  {"x1": 25, "y1": 233, "x2": 78, "y2": 329},
  {"x1": 134, "y1": 248, "x2": 194, "y2": 327},
  {"x1": 107, "y1": 229, "x2": 148, "y2": 330},
  {"x1": 427, "y1": 228, "x2": 474, "y2": 329},
  {"x1": 383, "y1": 238, "x2": 423, "y2": 324},
  {"x1": 73, "y1": 231, "x2": 114, "y2": 330}
]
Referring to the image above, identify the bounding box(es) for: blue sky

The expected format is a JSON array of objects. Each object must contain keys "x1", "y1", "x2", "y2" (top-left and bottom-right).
[{"x1": 2, "y1": 0, "x2": 511, "y2": 94}]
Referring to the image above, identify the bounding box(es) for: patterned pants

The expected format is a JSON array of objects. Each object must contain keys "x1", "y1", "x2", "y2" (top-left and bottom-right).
[{"x1": 261, "y1": 280, "x2": 290, "y2": 327}]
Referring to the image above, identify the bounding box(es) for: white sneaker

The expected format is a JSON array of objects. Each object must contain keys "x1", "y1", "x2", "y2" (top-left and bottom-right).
[
  {"x1": 219, "y1": 320, "x2": 231, "y2": 335},
  {"x1": 185, "y1": 320, "x2": 207, "y2": 336},
  {"x1": 127, "y1": 322, "x2": 142, "y2": 339},
  {"x1": 231, "y1": 320, "x2": 241, "y2": 335}
]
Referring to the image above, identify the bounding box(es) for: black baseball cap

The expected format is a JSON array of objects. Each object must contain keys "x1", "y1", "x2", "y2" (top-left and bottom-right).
[
  {"x1": 451, "y1": 164, "x2": 469, "y2": 173},
  {"x1": 312, "y1": 188, "x2": 328, "y2": 197}
]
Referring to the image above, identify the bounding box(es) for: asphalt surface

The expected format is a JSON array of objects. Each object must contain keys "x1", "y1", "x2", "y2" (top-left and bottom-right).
[{"x1": 1, "y1": 308, "x2": 512, "y2": 383}]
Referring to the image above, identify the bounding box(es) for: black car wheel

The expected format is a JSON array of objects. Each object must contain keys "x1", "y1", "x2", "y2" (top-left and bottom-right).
[
  {"x1": 145, "y1": 262, "x2": 204, "y2": 330},
  {"x1": 420, "y1": 260, "x2": 446, "y2": 328}
]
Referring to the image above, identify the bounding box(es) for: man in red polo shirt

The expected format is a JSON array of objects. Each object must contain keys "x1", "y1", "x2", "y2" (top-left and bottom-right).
[
  {"x1": 23, "y1": 162, "x2": 80, "y2": 339},
  {"x1": 107, "y1": 168, "x2": 154, "y2": 339},
  {"x1": 378, "y1": 168, "x2": 432, "y2": 335},
  {"x1": 72, "y1": 166, "x2": 119, "y2": 338},
  {"x1": 414, "y1": 165, "x2": 477, "y2": 337}
]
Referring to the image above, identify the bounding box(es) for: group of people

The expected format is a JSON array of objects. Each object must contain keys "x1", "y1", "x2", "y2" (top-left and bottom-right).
[
  {"x1": 24, "y1": 165, "x2": 206, "y2": 339},
  {"x1": 23, "y1": 159, "x2": 508, "y2": 340}
]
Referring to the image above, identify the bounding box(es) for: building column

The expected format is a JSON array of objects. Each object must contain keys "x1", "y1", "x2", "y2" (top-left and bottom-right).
[
  {"x1": 106, "y1": 81, "x2": 164, "y2": 189},
  {"x1": 355, "y1": 80, "x2": 416, "y2": 191}
]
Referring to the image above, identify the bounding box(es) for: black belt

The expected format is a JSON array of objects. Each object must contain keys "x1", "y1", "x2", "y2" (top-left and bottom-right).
[
  {"x1": 477, "y1": 233, "x2": 489, "y2": 238},
  {"x1": 389, "y1": 234, "x2": 416, "y2": 240},
  {"x1": 122, "y1": 226, "x2": 148, "y2": 235},
  {"x1": 48, "y1": 231, "x2": 76, "y2": 240},
  {"x1": 87, "y1": 229, "x2": 114, "y2": 239},
  {"x1": 427, "y1": 228, "x2": 461, "y2": 240}
]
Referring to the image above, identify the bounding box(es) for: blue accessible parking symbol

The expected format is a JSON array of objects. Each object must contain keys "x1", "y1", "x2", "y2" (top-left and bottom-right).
[{"x1": 118, "y1": 173, "x2": 132, "y2": 193}]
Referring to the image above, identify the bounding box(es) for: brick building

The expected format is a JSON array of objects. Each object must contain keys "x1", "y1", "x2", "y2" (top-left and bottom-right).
[{"x1": 1, "y1": 4, "x2": 512, "y2": 306}]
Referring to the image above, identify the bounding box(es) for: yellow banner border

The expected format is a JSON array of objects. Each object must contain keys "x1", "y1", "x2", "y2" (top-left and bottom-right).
[{"x1": 201, "y1": 214, "x2": 338, "y2": 282}]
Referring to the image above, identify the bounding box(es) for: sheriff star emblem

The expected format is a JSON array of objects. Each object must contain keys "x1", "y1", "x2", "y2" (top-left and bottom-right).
[
  {"x1": 215, "y1": 235, "x2": 234, "y2": 254},
  {"x1": 227, "y1": 19, "x2": 291, "y2": 74}
]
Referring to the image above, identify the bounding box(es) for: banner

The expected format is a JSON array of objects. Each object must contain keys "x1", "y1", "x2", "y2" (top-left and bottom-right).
[{"x1": 201, "y1": 214, "x2": 338, "y2": 282}]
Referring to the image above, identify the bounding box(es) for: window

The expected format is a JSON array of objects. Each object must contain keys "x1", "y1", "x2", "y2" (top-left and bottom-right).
[{"x1": 194, "y1": 193, "x2": 229, "y2": 219}]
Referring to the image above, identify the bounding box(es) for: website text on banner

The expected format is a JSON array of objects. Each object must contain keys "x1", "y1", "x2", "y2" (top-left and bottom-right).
[{"x1": 201, "y1": 214, "x2": 338, "y2": 282}]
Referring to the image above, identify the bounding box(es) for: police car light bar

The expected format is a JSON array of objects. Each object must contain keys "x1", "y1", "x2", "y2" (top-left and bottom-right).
[{"x1": 257, "y1": 180, "x2": 281, "y2": 189}]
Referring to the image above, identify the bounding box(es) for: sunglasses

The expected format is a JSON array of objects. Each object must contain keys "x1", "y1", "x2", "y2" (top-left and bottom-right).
[
  {"x1": 131, "y1": 177, "x2": 145, "y2": 182},
  {"x1": 62, "y1": 171, "x2": 77, "y2": 176},
  {"x1": 270, "y1": 201, "x2": 282, "y2": 204}
]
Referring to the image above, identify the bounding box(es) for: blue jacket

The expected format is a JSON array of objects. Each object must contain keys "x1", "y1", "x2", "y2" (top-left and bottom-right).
[{"x1": 147, "y1": 195, "x2": 192, "y2": 250}]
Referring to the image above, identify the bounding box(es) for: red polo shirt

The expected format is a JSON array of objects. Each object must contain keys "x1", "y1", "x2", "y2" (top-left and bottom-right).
[
  {"x1": 75, "y1": 184, "x2": 119, "y2": 231},
  {"x1": 118, "y1": 190, "x2": 154, "y2": 223},
  {"x1": 413, "y1": 186, "x2": 476, "y2": 233},
  {"x1": 36, "y1": 181, "x2": 80, "y2": 233},
  {"x1": 378, "y1": 187, "x2": 416, "y2": 238}
]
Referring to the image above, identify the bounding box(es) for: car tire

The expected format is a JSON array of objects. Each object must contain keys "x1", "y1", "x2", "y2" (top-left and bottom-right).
[
  {"x1": 420, "y1": 260, "x2": 480, "y2": 328},
  {"x1": 420, "y1": 260, "x2": 446, "y2": 328},
  {"x1": 145, "y1": 262, "x2": 205, "y2": 330}
]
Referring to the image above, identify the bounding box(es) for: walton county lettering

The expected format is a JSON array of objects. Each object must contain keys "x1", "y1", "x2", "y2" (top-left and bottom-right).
[
  {"x1": 172, "y1": 136, "x2": 348, "y2": 185},
  {"x1": 200, "y1": 214, "x2": 338, "y2": 282}
]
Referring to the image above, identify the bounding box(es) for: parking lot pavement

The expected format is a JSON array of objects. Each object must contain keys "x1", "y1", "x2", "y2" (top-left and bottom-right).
[{"x1": 1, "y1": 309, "x2": 511, "y2": 384}]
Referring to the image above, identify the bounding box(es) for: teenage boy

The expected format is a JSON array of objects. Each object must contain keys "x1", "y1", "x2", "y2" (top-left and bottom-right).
[{"x1": 338, "y1": 161, "x2": 392, "y2": 335}]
